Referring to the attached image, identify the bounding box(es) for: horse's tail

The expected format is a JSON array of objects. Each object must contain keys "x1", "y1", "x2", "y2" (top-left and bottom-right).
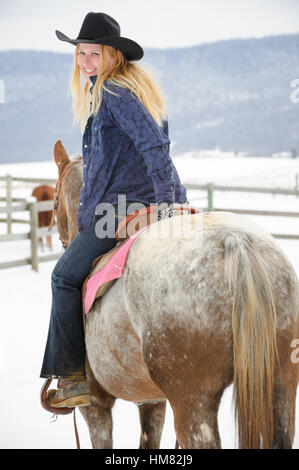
[{"x1": 224, "y1": 231, "x2": 278, "y2": 449}]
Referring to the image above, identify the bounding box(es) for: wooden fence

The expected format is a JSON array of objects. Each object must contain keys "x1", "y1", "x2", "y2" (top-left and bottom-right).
[
  {"x1": 0, "y1": 175, "x2": 299, "y2": 271},
  {"x1": 0, "y1": 175, "x2": 59, "y2": 271},
  {"x1": 184, "y1": 182, "x2": 299, "y2": 240}
]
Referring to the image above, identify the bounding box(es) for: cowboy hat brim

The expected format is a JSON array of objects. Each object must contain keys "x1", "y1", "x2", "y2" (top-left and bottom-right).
[{"x1": 55, "y1": 30, "x2": 143, "y2": 61}]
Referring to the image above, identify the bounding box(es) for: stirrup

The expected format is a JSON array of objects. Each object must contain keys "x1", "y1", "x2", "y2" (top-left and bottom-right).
[{"x1": 40, "y1": 378, "x2": 73, "y2": 415}]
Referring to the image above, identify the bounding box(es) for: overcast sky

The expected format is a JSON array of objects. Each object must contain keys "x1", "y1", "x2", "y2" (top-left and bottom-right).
[{"x1": 0, "y1": 0, "x2": 299, "y2": 52}]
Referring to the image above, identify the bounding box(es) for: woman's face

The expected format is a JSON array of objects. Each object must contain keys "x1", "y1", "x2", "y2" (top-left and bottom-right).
[{"x1": 77, "y1": 43, "x2": 114, "y2": 81}]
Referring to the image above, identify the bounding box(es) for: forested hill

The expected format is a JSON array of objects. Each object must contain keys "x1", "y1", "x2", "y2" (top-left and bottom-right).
[{"x1": 0, "y1": 33, "x2": 298, "y2": 163}]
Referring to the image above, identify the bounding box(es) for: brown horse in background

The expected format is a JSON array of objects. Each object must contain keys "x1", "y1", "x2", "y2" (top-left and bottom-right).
[
  {"x1": 51, "y1": 141, "x2": 299, "y2": 449},
  {"x1": 31, "y1": 185, "x2": 55, "y2": 250}
]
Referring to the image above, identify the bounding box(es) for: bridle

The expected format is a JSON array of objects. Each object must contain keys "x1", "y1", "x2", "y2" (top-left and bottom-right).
[{"x1": 49, "y1": 159, "x2": 82, "y2": 250}]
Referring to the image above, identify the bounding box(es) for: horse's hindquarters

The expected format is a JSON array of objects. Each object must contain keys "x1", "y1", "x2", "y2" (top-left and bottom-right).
[
  {"x1": 122, "y1": 214, "x2": 299, "y2": 448},
  {"x1": 122, "y1": 217, "x2": 235, "y2": 447},
  {"x1": 85, "y1": 279, "x2": 166, "y2": 403}
]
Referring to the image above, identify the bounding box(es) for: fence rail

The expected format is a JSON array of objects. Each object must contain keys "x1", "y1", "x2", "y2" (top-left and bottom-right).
[
  {"x1": 184, "y1": 182, "x2": 299, "y2": 240},
  {"x1": 185, "y1": 182, "x2": 299, "y2": 196},
  {"x1": 0, "y1": 175, "x2": 299, "y2": 271},
  {"x1": 0, "y1": 175, "x2": 59, "y2": 270},
  {"x1": 0, "y1": 199, "x2": 60, "y2": 270},
  {"x1": 0, "y1": 175, "x2": 57, "y2": 185}
]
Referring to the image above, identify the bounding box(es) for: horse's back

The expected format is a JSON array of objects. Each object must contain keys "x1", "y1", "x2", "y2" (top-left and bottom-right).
[
  {"x1": 123, "y1": 211, "x2": 291, "y2": 332},
  {"x1": 32, "y1": 185, "x2": 54, "y2": 201},
  {"x1": 32, "y1": 185, "x2": 55, "y2": 227}
]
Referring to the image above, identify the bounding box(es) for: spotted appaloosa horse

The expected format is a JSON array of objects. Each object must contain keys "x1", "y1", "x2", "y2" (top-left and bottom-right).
[
  {"x1": 52, "y1": 140, "x2": 299, "y2": 449},
  {"x1": 31, "y1": 185, "x2": 55, "y2": 250}
]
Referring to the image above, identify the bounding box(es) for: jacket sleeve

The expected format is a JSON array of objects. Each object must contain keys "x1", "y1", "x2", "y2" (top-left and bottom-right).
[{"x1": 103, "y1": 83, "x2": 175, "y2": 203}]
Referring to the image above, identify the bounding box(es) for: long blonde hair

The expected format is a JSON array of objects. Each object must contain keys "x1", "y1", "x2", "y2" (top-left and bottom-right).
[{"x1": 71, "y1": 44, "x2": 167, "y2": 131}]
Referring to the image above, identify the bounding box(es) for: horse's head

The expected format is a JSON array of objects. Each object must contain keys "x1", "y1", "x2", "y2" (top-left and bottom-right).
[{"x1": 53, "y1": 140, "x2": 83, "y2": 248}]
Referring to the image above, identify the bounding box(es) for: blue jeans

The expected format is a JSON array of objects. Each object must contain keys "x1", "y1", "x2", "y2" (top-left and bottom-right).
[{"x1": 40, "y1": 208, "x2": 123, "y2": 378}]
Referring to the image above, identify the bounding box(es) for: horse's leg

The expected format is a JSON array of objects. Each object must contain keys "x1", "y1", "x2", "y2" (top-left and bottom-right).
[
  {"x1": 272, "y1": 335, "x2": 298, "y2": 449},
  {"x1": 79, "y1": 360, "x2": 116, "y2": 449},
  {"x1": 137, "y1": 401, "x2": 166, "y2": 449},
  {"x1": 141, "y1": 327, "x2": 232, "y2": 449},
  {"x1": 38, "y1": 236, "x2": 44, "y2": 250},
  {"x1": 272, "y1": 381, "x2": 297, "y2": 448},
  {"x1": 170, "y1": 390, "x2": 223, "y2": 449},
  {"x1": 46, "y1": 235, "x2": 53, "y2": 250}
]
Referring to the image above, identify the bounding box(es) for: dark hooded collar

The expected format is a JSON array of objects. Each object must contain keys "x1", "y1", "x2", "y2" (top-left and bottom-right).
[
  {"x1": 89, "y1": 75, "x2": 98, "y2": 95},
  {"x1": 90, "y1": 75, "x2": 98, "y2": 84}
]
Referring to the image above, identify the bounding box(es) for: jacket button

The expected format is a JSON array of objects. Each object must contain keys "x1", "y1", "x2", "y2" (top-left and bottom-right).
[
  {"x1": 84, "y1": 144, "x2": 88, "y2": 148},
  {"x1": 79, "y1": 202, "x2": 83, "y2": 206}
]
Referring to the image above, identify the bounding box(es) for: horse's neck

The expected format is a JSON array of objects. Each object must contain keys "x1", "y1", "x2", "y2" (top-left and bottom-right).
[{"x1": 64, "y1": 162, "x2": 83, "y2": 240}]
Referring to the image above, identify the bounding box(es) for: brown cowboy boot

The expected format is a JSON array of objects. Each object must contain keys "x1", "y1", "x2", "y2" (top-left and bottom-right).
[{"x1": 46, "y1": 376, "x2": 91, "y2": 408}]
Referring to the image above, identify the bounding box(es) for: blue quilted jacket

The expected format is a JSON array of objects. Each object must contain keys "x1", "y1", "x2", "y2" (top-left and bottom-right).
[{"x1": 77, "y1": 75, "x2": 186, "y2": 232}]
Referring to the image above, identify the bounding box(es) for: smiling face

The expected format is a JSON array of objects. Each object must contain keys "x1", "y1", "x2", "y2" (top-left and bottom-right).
[{"x1": 77, "y1": 43, "x2": 115, "y2": 81}]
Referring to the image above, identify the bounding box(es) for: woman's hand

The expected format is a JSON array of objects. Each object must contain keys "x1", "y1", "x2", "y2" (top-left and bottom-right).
[{"x1": 156, "y1": 202, "x2": 176, "y2": 221}]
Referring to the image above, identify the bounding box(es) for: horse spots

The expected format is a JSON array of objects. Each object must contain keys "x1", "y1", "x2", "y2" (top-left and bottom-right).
[
  {"x1": 199, "y1": 423, "x2": 213, "y2": 443},
  {"x1": 184, "y1": 422, "x2": 215, "y2": 448},
  {"x1": 99, "y1": 428, "x2": 111, "y2": 441}
]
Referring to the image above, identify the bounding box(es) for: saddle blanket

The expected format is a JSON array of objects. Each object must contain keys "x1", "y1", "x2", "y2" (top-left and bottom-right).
[{"x1": 84, "y1": 225, "x2": 149, "y2": 314}]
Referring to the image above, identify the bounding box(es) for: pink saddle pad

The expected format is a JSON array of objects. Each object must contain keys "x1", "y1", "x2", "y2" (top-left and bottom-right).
[{"x1": 84, "y1": 225, "x2": 148, "y2": 314}]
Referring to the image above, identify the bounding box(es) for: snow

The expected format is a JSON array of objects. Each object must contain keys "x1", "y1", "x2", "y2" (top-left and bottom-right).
[{"x1": 0, "y1": 153, "x2": 298, "y2": 449}]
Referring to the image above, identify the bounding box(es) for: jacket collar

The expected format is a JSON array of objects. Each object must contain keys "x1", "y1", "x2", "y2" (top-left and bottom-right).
[
  {"x1": 89, "y1": 75, "x2": 110, "y2": 94},
  {"x1": 89, "y1": 75, "x2": 98, "y2": 95},
  {"x1": 90, "y1": 75, "x2": 98, "y2": 85}
]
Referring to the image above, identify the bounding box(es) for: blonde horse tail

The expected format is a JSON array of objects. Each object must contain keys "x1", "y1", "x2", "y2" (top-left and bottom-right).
[{"x1": 224, "y1": 232, "x2": 278, "y2": 449}]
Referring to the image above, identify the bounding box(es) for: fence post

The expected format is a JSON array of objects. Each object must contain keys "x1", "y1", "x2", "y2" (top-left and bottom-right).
[
  {"x1": 29, "y1": 200, "x2": 39, "y2": 272},
  {"x1": 6, "y1": 175, "x2": 12, "y2": 234},
  {"x1": 207, "y1": 183, "x2": 214, "y2": 211}
]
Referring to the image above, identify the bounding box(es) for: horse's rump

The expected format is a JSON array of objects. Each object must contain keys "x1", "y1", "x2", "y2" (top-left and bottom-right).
[{"x1": 116, "y1": 212, "x2": 298, "y2": 448}]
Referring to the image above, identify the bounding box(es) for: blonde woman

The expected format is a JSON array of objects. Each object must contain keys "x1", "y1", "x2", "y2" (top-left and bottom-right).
[{"x1": 40, "y1": 12, "x2": 186, "y2": 409}]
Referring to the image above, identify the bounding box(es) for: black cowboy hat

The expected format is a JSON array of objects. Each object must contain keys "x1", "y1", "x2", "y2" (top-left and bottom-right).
[{"x1": 55, "y1": 12, "x2": 143, "y2": 61}]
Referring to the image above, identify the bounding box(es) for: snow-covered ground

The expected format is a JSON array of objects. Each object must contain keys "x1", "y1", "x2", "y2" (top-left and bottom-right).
[{"x1": 0, "y1": 153, "x2": 298, "y2": 449}]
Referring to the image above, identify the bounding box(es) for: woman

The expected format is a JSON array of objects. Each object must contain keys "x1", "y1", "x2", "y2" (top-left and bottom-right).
[{"x1": 40, "y1": 12, "x2": 186, "y2": 409}]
